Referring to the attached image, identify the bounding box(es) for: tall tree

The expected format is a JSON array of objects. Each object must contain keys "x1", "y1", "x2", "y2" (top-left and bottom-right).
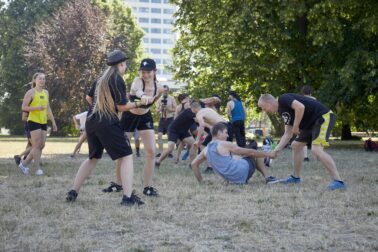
[
  {"x1": 171, "y1": 0, "x2": 378, "y2": 137},
  {"x1": 0, "y1": 0, "x2": 66, "y2": 134}
]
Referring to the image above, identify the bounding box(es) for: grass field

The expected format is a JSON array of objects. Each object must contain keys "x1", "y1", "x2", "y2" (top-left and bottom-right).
[{"x1": 0, "y1": 137, "x2": 377, "y2": 251}]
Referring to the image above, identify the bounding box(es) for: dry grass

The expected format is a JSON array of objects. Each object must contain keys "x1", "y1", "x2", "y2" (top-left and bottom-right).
[{"x1": 0, "y1": 137, "x2": 377, "y2": 251}]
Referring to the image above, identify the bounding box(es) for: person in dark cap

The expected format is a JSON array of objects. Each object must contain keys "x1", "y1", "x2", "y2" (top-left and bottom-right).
[
  {"x1": 120, "y1": 58, "x2": 163, "y2": 197},
  {"x1": 66, "y1": 50, "x2": 145, "y2": 206}
]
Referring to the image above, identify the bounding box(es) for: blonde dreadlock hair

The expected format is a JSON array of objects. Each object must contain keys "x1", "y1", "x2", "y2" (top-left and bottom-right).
[{"x1": 92, "y1": 66, "x2": 118, "y2": 121}]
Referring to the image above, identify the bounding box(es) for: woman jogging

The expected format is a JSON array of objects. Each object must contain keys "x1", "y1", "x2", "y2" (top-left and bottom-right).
[{"x1": 18, "y1": 72, "x2": 57, "y2": 175}]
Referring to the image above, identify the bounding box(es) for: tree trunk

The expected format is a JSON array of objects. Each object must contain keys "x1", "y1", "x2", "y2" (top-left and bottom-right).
[
  {"x1": 341, "y1": 123, "x2": 353, "y2": 140},
  {"x1": 267, "y1": 113, "x2": 284, "y2": 137}
]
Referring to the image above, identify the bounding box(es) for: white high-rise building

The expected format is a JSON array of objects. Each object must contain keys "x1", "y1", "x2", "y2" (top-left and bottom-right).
[{"x1": 124, "y1": 0, "x2": 177, "y2": 84}]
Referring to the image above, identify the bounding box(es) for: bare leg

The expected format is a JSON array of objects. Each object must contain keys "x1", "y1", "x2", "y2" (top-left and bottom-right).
[
  {"x1": 139, "y1": 130, "x2": 156, "y2": 187},
  {"x1": 157, "y1": 141, "x2": 175, "y2": 164},
  {"x1": 311, "y1": 144, "x2": 341, "y2": 180},
  {"x1": 157, "y1": 132, "x2": 163, "y2": 154},
  {"x1": 114, "y1": 132, "x2": 133, "y2": 185},
  {"x1": 183, "y1": 137, "x2": 195, "y2": 162},
  {"x1": 255, "y1": 158, "x2": 269, "y2": 178},
  {"x1": 71, "y1": 132, "x2": 87, "y2": 157},
  {"x1": 291, "y1": 141, "x2": 306, "y2": 178},
  {"x1": 303, "y1": 145, "x2": 308, "y2": 159},
  {"x1": 72, "y1": 158, "x2": 98, "y2": 191},
  {"x1": 22, "y1": 129, "x2": 44, "y2": 171},
  {"x1": 118, "y1": 155, "x2": 134, "y2": 197},
  {"x1": 175, "y1": 140, "x2": 184, "y2": 163}
]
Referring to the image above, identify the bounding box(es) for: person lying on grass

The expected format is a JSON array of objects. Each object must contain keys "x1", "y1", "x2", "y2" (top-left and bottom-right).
[{"x1": 190, "y1": 122, "x2": 279, "y2": 184}]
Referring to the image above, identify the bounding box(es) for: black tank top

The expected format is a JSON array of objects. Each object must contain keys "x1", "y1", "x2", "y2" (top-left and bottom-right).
[
  {"x1": 170, "y1": 108, "x2": 195, "y2": 132},
  {"x1": 129, "y1": 79, "x2": 157, "y2": 108}
]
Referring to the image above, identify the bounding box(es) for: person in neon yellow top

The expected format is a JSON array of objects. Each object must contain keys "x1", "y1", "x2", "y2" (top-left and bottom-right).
[{"x1": 19, "y1": 72, "x2": 57, "y2": 175}]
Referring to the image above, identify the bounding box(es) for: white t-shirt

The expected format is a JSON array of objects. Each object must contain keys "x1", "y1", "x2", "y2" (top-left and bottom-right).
[{"x1": 75, "y1": 111, "x2": 88, "y2": 130}]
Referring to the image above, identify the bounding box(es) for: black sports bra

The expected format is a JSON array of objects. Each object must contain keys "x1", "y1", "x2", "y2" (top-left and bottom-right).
[{"x1": 129, "y1": 79, "x2": 157, "y2": 108}]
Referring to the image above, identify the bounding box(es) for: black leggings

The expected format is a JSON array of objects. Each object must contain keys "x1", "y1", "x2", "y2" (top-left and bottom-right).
[{"x1": 232, "y1": 120, "x2": 246, "y2": 147}]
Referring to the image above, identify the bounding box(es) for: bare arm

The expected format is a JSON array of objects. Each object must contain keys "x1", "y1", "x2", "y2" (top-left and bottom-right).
[
  {"x1": 194, "y1": 114, "x2": 206, "y2": 146},
  {"x1": 242, "y1": 102, "x2": 247, "y2": 117},
  {"x1": 274, "y1": 125, "x2": 293, "y2": 154},
  {"x1": 46, "y1": 91, "x2": 57, "y2": 131},
  {"x1": 223, "y1": 141, "x2": 276, "y2": 158},
  {"x1": 117, "y1": 101, "x2": 140, "y2": 112},
  {"x1": 291, "y1": 100, "x2": 305, "y2": 134},
  {"x1": 226, "y1": 101, "x2": 233, "y2": 119},
  {"x1": 86, "y1": 95, "x2": 93, "y2": 105},
  {"x1": 21, "y1": 90, "x2": 43, "y2": 112},
  {"x1": 191, "y1": 149, "x2": 207, "y2": 182},
  {"x1": 72, "y1": 116, "x2": 79, "y2": 129}
]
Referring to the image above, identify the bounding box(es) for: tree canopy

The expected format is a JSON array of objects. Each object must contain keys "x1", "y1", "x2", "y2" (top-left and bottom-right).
[{"x1": 171, "y1": 0, "x2": 378, "y2": 136}]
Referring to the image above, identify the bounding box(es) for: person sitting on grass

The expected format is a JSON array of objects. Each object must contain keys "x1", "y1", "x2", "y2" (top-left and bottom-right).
[{"x1": 190, "y1": 122, "x2": 279, "y2": 184}]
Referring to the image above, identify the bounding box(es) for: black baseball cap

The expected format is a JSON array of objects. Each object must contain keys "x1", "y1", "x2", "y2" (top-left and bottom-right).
[
  {"x1": 106, "y1": 50, "x2": 128, "y2": 66},
  {"x1": 139, "y1": 58, "x2": 156, "y2": 71}
]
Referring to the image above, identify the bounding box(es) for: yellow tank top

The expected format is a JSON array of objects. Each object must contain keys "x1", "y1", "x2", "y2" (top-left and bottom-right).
[{"x1": 28, "y1": 89, "x2": 48, "y2": 124}]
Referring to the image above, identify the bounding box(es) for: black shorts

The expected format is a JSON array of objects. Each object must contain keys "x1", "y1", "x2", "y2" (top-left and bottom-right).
[
  {"x1": 189, "y1": 123, "x2": 198, "y2": 134},
  {"x1": 242, "y1": 157, "x2": 256, "y2": 183},
  {"x1": 295, "y1": 112, "x2": 336, "y2": 147},
  {"x1": 24, "y1": 123, "x2": 31, "y2": 139},
  {"x1": 28, "y1": 121, "x2": 47, "y2": 132},
  {"x1": 168, "y1": 130, "x2": 192, "y2": 143},
  {"x1": 158, "y1": 117, "x2": 174, "y2": 134},
  {"x1": 202, "y1": 122, "x2": 233, "y2": 146},
  {"x1": 121, "y1": 111, "x2": 154, "y2": 132},
  {"x1": 87, "y1": 123, "x2": 132, "y2": 160}
]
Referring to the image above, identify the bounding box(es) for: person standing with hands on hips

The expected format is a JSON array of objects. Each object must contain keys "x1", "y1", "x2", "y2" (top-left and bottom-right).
[
  {"x1": 120, "y1": 58, "x2": 163, "y2": 197},
  {"x1": 156, "y1": 85, "x2": 176, "y2": 157},
  {"x1": 19, "y1": 72, "x2": 57, "y2": 175}
]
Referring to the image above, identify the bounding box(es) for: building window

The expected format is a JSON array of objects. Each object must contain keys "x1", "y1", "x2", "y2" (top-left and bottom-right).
[
  {"x1": 163, "y1": 9, "x2": 175, "y2": 14},
  {"x1": 151, "y1": 8, "x2": 161, "y2": 13},
  {"x1": 151, "y1": 28, "x2": 161, "y2": 34},
  {"x1": 163, "y1": 28, "x2": 172, "y2": 34},
  {"x1": 132, "y1": 7, "x2": 137, "y2": 12},
  {"x1": 163, "y1": 0, "x2": 170, "y2": 3},
  {"x1": 163, "y1": 49, "x2": 169, "y2": 54},
  {"x1": 151, "y1": 18, "x2": 161, "y2": 24},
  {"x1": 155, "y1": 59, "x2": 162, "y2": 64},
  {"x1": 163, "y1": 39, "x2": 173, "y2": 44},
  {"x1": 139, "y1": 17, "x2": 149, "y2": 23},
  {"x1": 144, "y1": 48, "x2": 149, "y2": 53},
  {"x1": 163, "y1": 19, "x2": 173, "y2": 24},
  {"x1": 151, "y1": 0, "x2": 161, "y2": 3},
  {"x1": 140, "y1": 0, "x2": 149, "y2": 2},
  {"x1": 163, "y1": 59, "x2": 172, "y2": 65},
  {"x1": 139, "y1": 7, "x2": 149, "y2": 13},
  {"x1": 151, "y1": 48, "x2": 161, "y2": 54},
  {"x1": 143, "y1": 38, "x2": 149, "y2": 43},
  {"x1": 151, "y1": 38, "x2": 161, "y2": 44},
  {"x1": 142, "y1": 27, "x2": 149, "y2": 33}
]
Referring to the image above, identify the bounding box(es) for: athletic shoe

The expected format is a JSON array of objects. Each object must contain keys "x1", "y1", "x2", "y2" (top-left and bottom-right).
[
  {"x1": 120, "y1": 193, "x2": 144, "y2": 206},
  {"x1": 143, "y1": 186, "x2": 159, "y2": 197},
  {"x1": 168, "y1": 153, "x2": 173, "y2": 158},
  {"x1": 265, "y1": 176, "x2": 280, "y2": 184},
  {"x1": 204, "y1": 167, "x2": 213, "y2": 173},
  {"x1": 327, "y1": 180, "x2": 347, "y2": 191},
  {"x1": 155, "y1": 161, "x2": 160, "y2": 168},
  {"x1": 102, "y1": 182, "x2": 123, "y2": 193},
  {"x1": 304, "y1": 157, "x2": 310, "y2": 162},
  {"x1": 14, "y1": 155, "x2": 21, "y2": 166},
  {"x1": 18, "y1": 162, "x2": 29, "y2": 175},
  {"x1": 182, "y1": 150, "x2": 190, "y2": 160},
  {"x1": 279, "y1": 175, "x2": 302, "y2": 184},
  {"x1": 66, "y1": 190, "x2": 78, "y2": 202},
  {"x1": 155, "y1": 153, "x2": 161, "y2": 158},
  {"x1": 35, "y1": 168, "x2": 44, "y2": 176}
]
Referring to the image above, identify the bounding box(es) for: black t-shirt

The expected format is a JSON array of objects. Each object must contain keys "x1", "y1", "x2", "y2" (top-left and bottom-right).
[
  {"x1": 86, "y1": 74, "x2": 127, "y2": 133},
  {"x1": 278, "y1": 93, "x2": 329, "y2": 129},
  {"x1": 169, "y1": 108, "x2": 195, "y2": 133}
]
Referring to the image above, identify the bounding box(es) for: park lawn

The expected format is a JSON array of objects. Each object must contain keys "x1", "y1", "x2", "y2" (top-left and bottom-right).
[{"x1": 0, "y1": 138, "x2": 377, "y2": 251}]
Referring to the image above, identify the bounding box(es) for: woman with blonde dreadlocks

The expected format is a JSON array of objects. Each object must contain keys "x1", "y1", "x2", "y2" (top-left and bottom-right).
[{"x1": 66, "y1": 50, "x2": 144, "y2": 206}]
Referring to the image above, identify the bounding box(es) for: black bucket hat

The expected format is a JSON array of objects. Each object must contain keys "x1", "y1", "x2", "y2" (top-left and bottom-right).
[
  {"x1": 106, "y1": 50, "x2": 128, "y2": 66},
  {"x1": 139, "y1": 58, "x2": 156, "y2": 71}
]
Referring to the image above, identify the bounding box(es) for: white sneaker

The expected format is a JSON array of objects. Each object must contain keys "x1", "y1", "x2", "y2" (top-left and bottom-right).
[
  {"x1": 18, "y1": 162, "x2": 29, "y2": 175},
  {"x1": 35, "y1": 168, "x2": 44, "y2": 176}
]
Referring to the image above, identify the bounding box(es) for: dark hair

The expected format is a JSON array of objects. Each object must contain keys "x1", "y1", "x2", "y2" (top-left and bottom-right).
[
  {"x1": 163, "y1": 85, "x2": 169, "y2": 90},
  {"x1": 190, "y1": 100, "x2": 202, "y2": 109},
  {"x1": 211, "y1": 122, "x2": 227, "y2": 136},
  {"x1": 229, "y1": 91, "x2": 241, "y2": 101},
  {"x1": 301, "y1": 85, "x2": 313, "y2": 96},
  {"x1": 178, "y1": 93, "x2": 188, "y2": 103}
]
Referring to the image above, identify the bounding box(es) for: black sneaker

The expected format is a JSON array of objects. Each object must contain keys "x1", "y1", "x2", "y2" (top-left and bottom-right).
[
  {"x1": 143, "y1": 186, "x2": 159, "y2": 197},
  {"x1": 102, "y1": 182, "x2": 123, "y2": 193},
  {"x1": 204, "y1": 167, "x2": 213, "y2": 173},
  {"x1": 155, "y1": 161, "x2": 160, "y2": 168},
  {"x1": 155, "y1": 153, "x2": 161, "y2": 158},
  {"x1": 14, "y1": 155, "x2": 21, "y2": 166},
  {"x1": 304, "y1": 157, "x2": 310, "y2": 162},
  {"x1": 66, "y1": 190, "x2": 78, "y2": 202},
  {"x1": 168, "y1": 153, "x2": 173, "y2": 158},
  {"x1": 121, "y1": 193, "x2": 144, "y2": 206}
]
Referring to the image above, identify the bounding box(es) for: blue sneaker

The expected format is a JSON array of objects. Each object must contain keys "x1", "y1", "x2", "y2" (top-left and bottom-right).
[
  {"x1": 280, "y1": 175, "x2": 302, "y2": 184},
  {"x1": 327, "y1": 180, "x2": 347, "y2": 190},
  {"x1": 182, "y1": 150, "x2": 190, "y2": 160}
]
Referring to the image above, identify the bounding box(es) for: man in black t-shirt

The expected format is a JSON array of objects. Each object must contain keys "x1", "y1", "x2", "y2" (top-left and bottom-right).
[{"x1": 258, "y1": 93, "x2": 346, "y2": 190}]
